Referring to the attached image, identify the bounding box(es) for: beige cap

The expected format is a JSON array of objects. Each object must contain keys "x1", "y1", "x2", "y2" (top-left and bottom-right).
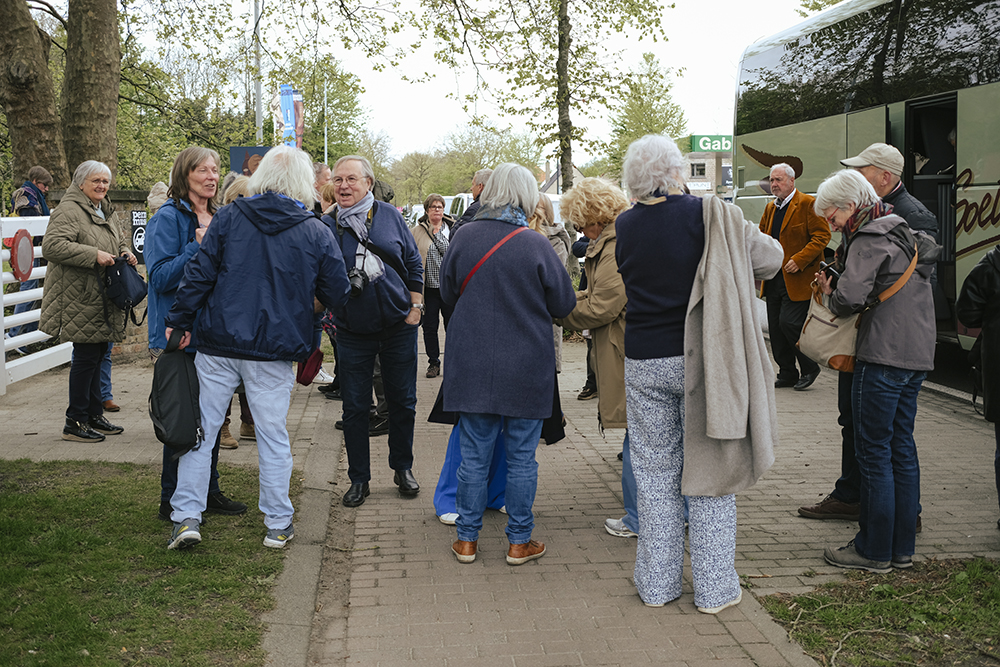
[{"x1": 840, "y1": 143, "x2": 904, "y2": 176}]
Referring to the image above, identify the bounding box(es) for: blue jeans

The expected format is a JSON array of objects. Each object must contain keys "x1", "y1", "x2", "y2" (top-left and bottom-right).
[
  {"x1": 621, "y1": 431, "x2": 638, "y2": 532},
  {"x1": 171, "y1": 354, "x2": 295, "y2": 528},
  {"x1": 852, "y1": 361, "x2": 925, "y2": 562},
  {"x1": 337, "y1": 325, "x2": 418, "y2": 483},
  {"x1": 433, "y1": 420, "x2": 506, "y2": 516},
  {"x1": 10, "y1": 278, "x2": 40, "y2": 337},
  {"x1": 455, "y1": 413, "x2": 542, "y2": 544}
]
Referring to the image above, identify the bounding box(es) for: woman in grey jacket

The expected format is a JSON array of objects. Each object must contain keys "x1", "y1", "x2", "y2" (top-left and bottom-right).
[{"x1": 814, "y1": 169, "x2": 935, "y2": 574}]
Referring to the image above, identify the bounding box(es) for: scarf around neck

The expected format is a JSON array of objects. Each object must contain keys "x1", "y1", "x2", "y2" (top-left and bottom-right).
[
  {"x1": 336, "y1": 191, "x2": 375, "y2": 242},
  {"x1": 845, "y1": 200, "x2": 893, "y2": 239},
  {"x1": 474, "y1": 203, "x2": 528, "y2": 227}
]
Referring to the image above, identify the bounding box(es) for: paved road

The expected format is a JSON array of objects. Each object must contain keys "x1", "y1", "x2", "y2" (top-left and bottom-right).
[{"x1": 2, "y1": 338, "x2": 998, "y2": 666}]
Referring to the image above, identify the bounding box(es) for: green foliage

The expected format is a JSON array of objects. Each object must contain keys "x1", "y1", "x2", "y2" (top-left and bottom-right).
[
  {"x1": 761, "y1": 559, "x2": 1000, "y2": 666},
  {"x1": 606, "y1": 53, "x2": 687, "y2": 178},
  {"x1": 796, "y1": 0, "x2": 841, "y2": 18},
  {"x1": 0, "y1": 459, "x2": 302, "y2": 666}
]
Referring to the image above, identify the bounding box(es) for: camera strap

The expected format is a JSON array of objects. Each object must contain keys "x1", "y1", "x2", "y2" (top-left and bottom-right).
[{"x1": 336, "y1": 203, "x2": 408, "y2": 284}]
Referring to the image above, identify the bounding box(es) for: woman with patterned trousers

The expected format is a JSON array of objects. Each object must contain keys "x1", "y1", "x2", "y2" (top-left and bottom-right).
[{"x1": 616, "y1": 135, "x2": 782, "y2": 612}]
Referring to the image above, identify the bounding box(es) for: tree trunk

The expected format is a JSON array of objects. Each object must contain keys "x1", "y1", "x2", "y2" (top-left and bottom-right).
[
  {"x1": 0, "y1": 0, "x2": 70, "y2": 187},
  {"x1": 62, "y1": 0, "x2": 120, "y2": 177},
  {"x1": 556, "y1": 0, "x2": 573, "y2": 192}
]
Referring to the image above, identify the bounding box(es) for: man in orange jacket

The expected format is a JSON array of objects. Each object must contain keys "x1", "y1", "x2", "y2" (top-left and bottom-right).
[{"x1": 758, "y1": 163, "x2": 831, "y2": 391}]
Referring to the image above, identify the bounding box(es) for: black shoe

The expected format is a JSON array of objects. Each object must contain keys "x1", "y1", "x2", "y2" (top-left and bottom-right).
[
  {"x1": 323, "y1": 388, "x2": 342, "y2": 400},
  {"x1": 617, "y1": 451, "x2": 623, "y2": 461},
  {"x1": 158, "y1": 500, "x2": 173, "y2": 522},
  {"x1": 343, "y1": 482, "x2": 370, "y2": 507},
  {"x1": 774, "y1": 377, "x2": 798, "y2": 388},
  {"x1": 393, "y1": 469, "x2": 420, "y2": 496},
  {"x1": 205, "y1": 492, "x2": 248, "y2": 516},
  {"x1": 335, "y1": 420, "x2": 344, "y2": 430},
  {"x1": 318, "y1": 382, "x2": 340, "y2": 394},
  {"x1": 62, "y1": 418, "x2": 106, "y2": 442},
  {"x1": 577, "y1": 386, "x2": 597, "y2": 400},
  {"x1": 793, "y1": 370, "x2": 820, "y2": 391},
  {"x1": 369, "y1": 416, "x2": 390, "y2": 437},
  {"x1": 88, "y1": 414, "x2": 124, "y2": 435}
]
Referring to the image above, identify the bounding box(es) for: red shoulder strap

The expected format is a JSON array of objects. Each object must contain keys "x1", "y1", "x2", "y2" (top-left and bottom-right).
[{"x1": 460, "y1": 226, "x2": 528, "y2": 296}]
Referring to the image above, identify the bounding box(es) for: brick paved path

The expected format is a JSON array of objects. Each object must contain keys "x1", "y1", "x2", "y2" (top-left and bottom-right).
[{"x1": 2, "y1": 338, "x2": 997, "y2": 667}]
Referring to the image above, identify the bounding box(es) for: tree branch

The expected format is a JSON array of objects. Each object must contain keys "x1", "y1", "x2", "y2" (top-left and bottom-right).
[{"x1": 27, "y1": 0, "x2": 68, "y2": 32}]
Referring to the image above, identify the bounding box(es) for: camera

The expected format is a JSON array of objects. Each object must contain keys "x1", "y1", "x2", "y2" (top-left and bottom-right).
[
  {"x1": 347, "y1": 267, "x2": 369, "y2": 298},
  {"x1": 819, "y1": 261, "x2": 840, "y2": 289}
]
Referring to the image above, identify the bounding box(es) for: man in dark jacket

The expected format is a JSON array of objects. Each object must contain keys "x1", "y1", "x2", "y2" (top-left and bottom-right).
[
  {"x1": 956, "y1": 245, "x2": 1000, "y2": 531},
  {"x1": 324, "y1": 155, "x2": 425, "y2": 509},
  {"x1": 798, "y1": 143, "x2": 940, "y2": 523},
  {"x1": 163, "y1": 146, "x2": 351, "y2": 550},
  {"x1": 841, "y1": 143, "x2": 938, "y2": 240},
  {"x1": 453, "y1": 168, "x2": 492, "y2": 232}
]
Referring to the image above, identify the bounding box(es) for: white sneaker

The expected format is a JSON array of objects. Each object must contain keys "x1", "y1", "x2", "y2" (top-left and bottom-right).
[
  {"x1": 697, "y1": 589, "x2": 743, "y2": 615},
  {"x1": 604, "y1": 517, "x2": 638, "y2": 538},
  {"x1": 498, "y1": 505, "x2": 507, "y2": 515},
  {"x1": 438, "y1": 513, "x2": 458, "y2": 525},
  {"x1": 314, "y1": 367, "x2": 335, "y2": 384}
]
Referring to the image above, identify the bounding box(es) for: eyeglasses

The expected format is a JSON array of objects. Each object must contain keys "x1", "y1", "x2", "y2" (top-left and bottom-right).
[
  {"x1": 89, "y1": 178, "x2": 110, "y2": 186},
  {"x1": 428, "y1": 205, "x2": 444, "y2": 211},
  {"x1": 824, "y1": 207, "x2": 840, "y2": 225},
  {"x1": 333, "y1": 176, "x2": 363, "y2": 186}
]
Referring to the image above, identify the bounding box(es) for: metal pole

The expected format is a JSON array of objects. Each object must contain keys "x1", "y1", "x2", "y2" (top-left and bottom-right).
[
  {"x1": 324, "y1": 73, "x2": 328, "y2": 165},
  {"x1": 254, "y1": 0, "x2": 263, "y2": 143}
]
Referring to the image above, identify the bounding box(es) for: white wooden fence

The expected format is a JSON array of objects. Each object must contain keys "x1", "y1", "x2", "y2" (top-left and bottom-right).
[{"x1": 2, "y1": 216, "x2": 72, "y2": 396}]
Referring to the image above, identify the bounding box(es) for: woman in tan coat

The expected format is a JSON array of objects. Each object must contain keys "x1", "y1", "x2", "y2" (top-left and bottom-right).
[
  {"x1": 411, "y1": 193, "x2": 454, "y2": 377},
  {"x1": 40, "y1": 160, "x2": 136, "y2": 442},
  {"x1": 556, "y1": 178, "x2": 634, "y2": 538}
]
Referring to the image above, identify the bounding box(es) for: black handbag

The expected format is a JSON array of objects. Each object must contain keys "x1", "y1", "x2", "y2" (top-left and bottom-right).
[{"x1": 98, "y1": 256, "x2": 148, "y2": 332}]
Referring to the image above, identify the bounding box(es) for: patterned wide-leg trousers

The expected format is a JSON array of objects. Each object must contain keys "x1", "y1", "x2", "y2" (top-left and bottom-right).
[{"x1": 625, "y1": 355, "x2": 740, "y2": 609}]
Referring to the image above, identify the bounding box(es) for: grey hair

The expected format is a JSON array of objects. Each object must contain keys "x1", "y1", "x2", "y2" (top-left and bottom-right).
[
  {"x1": 247, "y1": 145, "x2": 317, "y2": 208},
  {"x1": 312, "y1": 162, "x2": 329, "y2": 179},
  {"x1": 333, "y1": 155, "x2": 375, "y2": 189},
  {"x1": 473, "y1": 168, "x2": 493, "y2": 187},
  {"x1": 770, "y1": 163, "x2": 795, "y2": 180},
  {"x1": 622, "y1": 135, "x2": 686, "y2": 201},
  {"x1": 479, "y1": 163, "x2": 539, "y2": 214},
  {"x1": 72, "y1": 160, "x2": 112, "y2": 188},
  {"x1": 813, "y1": 169, "x2": 879, "y2": 215}
]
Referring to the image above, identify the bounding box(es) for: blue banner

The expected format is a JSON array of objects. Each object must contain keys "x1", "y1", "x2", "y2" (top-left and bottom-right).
[{"x1": 279, "y1": 84, "x2": 296, "y2": 147}]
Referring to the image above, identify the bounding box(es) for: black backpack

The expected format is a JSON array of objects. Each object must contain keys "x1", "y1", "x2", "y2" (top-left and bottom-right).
[{"x1": 149, "y1": 329, "x2": 203, "y2": 460}]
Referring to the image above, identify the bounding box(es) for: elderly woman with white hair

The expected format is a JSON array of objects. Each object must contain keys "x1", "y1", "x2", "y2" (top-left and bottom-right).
[
  {"x1": 162, "y1": 145, "x2": 351, "y2": 550},
  {"x1": 814, "y1": 169, "x2": 935, "y2": 574},
  {"x1": 40, "y1": 160, "x2": 137, "y2": 442},
  {"x1": 615, "y1": 135, "x2": 783, "y2": 612},
  {"x1": 439, "y1": 163, "x2": 577, "y2": 566}
]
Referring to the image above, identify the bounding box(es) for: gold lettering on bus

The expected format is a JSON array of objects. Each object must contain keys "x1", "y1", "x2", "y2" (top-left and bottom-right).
[{"x1": 955, "y1": 168, "x2": 1000, "y2": 235}]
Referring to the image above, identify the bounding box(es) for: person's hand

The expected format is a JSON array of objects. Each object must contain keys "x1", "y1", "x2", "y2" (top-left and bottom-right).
[
  {"x1": 405, "y1": 307, "x2": 422, "y2": 325},
  {"x1": 195, "y1": 227, "x2": 207, "y2": 243},
  {"x1": 164, "y1": 327, "x2": 192, "y2": 349},
  {"x1": 96, "y1": 250, "x2": 116, "y2": 266},
  {"x1": 122, "y1": 252, "x2": 138, "y2": 266},
  {"x1": 816, "y1": 271, "x2": 834, "y2": 295},
  {"x1": 784, "y1": 259, "x2": 800, "y2": 273}
]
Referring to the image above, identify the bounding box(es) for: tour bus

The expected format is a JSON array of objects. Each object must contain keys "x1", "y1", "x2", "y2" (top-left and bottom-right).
[{"x1": 732, "y1": 0, "x2": 1000, "y2": 348}]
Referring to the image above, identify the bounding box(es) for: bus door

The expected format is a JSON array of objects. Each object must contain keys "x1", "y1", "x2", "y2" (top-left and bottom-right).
[
  {"x1": 954, "y1": 82, "x2": 1000, "y2": 347},
  {"x1": 905, "y1": 93, "x2": 958, "y2": 332}
]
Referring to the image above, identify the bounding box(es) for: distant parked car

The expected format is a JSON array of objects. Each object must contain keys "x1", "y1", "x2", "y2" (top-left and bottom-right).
[{"x1": 448, "y1": 193, "x2": 475, "y2": 219}]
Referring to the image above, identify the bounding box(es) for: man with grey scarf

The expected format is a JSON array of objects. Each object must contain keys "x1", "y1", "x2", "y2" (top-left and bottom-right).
[{"x1": 322, "y1": 155, "x2": 425, "y2": 509}]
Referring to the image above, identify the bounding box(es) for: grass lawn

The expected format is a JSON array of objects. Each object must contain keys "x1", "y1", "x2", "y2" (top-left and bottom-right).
[
  {"x1": 760, "y1": 558, "x2": 1000, "y2": 666},
  {"x1": 0, "y1": 459, "x2": 300, "y2": 666}
]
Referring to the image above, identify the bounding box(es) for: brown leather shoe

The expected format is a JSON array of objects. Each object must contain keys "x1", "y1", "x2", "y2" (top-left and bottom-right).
[
  {"x1": 219, "y1": 418, "x2": 239, "y2": 449},
  {"x1": 452, "y1": 540, "x2": 477, "y2": 563},
  {"x1": 798, "y1": 494, "x2": 860, "y2": 520},
  {"x1": 506, "y1": 539, "x2": 546, "y2": 565},
  {"x1": 102, "y1": 399, "x2": 120, "y2": 412}
]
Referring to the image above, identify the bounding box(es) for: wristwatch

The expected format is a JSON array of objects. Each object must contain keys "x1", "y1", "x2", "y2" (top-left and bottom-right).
[{"x1": 411, "y1": 303, "x2": 425, "y2": 314}]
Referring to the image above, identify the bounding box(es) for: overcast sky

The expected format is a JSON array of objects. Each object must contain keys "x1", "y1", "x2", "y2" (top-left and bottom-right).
[{"x1": 328, "y1": 0, "x2": 812, "y2": 163}]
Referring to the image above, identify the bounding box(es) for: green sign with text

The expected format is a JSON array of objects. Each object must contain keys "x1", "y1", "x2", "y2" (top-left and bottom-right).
[{"x1": 691, "y1": 135, "x2": 733, "y2": 152}]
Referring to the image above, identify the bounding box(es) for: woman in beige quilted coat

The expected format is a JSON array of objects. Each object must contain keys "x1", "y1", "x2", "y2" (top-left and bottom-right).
[{"x1": 40, "y1": 160, "x2": 136, "y2": 443}]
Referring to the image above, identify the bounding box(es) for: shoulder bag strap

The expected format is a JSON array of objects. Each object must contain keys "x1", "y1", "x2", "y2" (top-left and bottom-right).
[
  {"x1": 875, "y1": 242, "x2": 918, "y2": 304},
  {"x1": 460, "y1": 227, "x2": 528, "y2": 296}
]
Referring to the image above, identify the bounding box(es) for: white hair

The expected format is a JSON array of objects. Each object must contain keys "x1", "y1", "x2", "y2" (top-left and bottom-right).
[
  {"x1": 473, "y1": 168, "x2": 493, "y2": 187},
  {"x1": 622, "y1": 135, "x2": 686, "y2": 201},
  {"x1": 72, "y1": 160, "x2": 112, "y2": 188},
  {"x1": 770, "y1": 163, "x2": 795, "y2": 180},
  {"x1": 479, "y1": 163, "x2": 539, "y2": 214},
  {"x1": 814, "y1": 169, "x2": 879, "y2": 215},
  {"x1": 248, "y1": 145, "x2": 316, "y2": 207},
  {"x1": 333, "y1": 155, "x2": 375, "y2": 187}
]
